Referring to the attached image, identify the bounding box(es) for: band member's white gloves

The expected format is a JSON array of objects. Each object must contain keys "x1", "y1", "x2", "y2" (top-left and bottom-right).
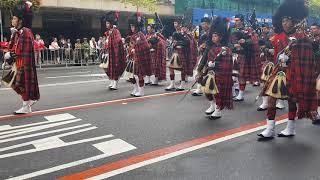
[
  {"x1": 4, "y1": 52, "x2": 11, "y2": 60},
  {"x1": 1, "y1": 62, "x2": 6, "y2": 70},
  {"x1": 222, "y1": 50, "x2": 227, "y2": 56},
  {"x1": 268, "y1": 49, "x2": 275, "y2": 55},
  {"x1": 260, "y1": 52, "x2": 265, "y2": 58},
  {"x1": 208, "y1": 61, "x2": 215, "y2": 68},
  {"x1": 279, "y1": 53, "x2": 289, "y2": 63}
]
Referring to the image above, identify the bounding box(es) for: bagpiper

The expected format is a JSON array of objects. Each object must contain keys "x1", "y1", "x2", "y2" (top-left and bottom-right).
[
  {"x1": 101, "y1": 11, "x2": 126, "y2": 90},
  {"x1": 258, "y1": 0, "x2": 318, "y2": 140},
  {"x1": 231, "y1": 14, "x2": 261, "y2": 102},
  {"x1": 146, "y1": 24, "x2": 167, "y2": 86},
  {"x1": 124, "y1": 14, "x2": 152, "y2": 97},
  {"x1": 310, "y1": 23, "x2": 320, "y2": 124},
  {"x1": 201, "y1": 17, "x2": 234, "y2": 119},
  {"x1": 166, "y1": 17, "x2": 197, "y2": 91},
  {"x1": 192, "y1": 16, "x2": 211, "y2": 96},
  {"x1": 1, "y1": 0, "x2": 40, "y2": 114},
  {"x1": 257, "y1": 22, "x2": 287, "y2": 111}
]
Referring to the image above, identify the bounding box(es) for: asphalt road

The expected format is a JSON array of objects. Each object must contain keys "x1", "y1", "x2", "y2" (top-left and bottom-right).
[{"x1": 0, "y1": 66, "x2": 319, "y2": 180}]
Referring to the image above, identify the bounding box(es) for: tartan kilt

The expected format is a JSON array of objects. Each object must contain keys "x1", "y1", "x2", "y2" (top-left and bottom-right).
[
  {"x1": 238, "y1": 53, "x2": 261, "y2": 83},
  {"x1": 105, "y1": 55, "x2": 126, "y2": 80},
  {"x1": 12, "y1": 68, "x2": 25, "y2": 95},
  {"x1": 215, "y1": 74, "x2": 233, "y2": 110},
  {"x1": 170, "y1": 48, "x2": 188, "y2": 74},
  {"x1": 150, "y1": 49, "x2": 166, "y2": 81},
  {"x1": 134, "y1": 46, "x2": 152, "y2": 77}
]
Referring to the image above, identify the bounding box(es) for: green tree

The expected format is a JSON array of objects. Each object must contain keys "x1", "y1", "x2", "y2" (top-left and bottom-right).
[
  {"x1": 0, "y1": 0, "x2": 41, "y2": 12},
  {"x1": 310, "y1": 0, "x2": 320, "y2": 18},
  {"x1": 121, "y1": 0, "x2": 158, "y2": 12}
]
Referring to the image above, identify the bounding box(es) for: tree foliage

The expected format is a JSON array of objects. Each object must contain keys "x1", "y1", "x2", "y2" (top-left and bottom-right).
[
  {"x1": 0, "y1": 0, "x2": 41, "y2": 12},
  {"x1": 310, "y1": 0, "x2": 320, "y2": 17},
  {"x1": 121, "y1": 0, "x2": 158, "y2": 12}
]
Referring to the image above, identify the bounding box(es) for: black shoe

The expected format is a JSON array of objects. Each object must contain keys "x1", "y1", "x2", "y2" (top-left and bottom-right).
[
  {"x1": 312, "y1": 119, "x2": 320, "y2": 125},
  {"x1": 176, "y1": 88, "x2": 185, "y2": 91},
  {"x1": 209, "y1": 116, "x2": 221, "y2": 120},
  {"x1": 257, "y1": 134, "x2": 274, "y2": 141},
  {"x1": 277, "y1": 133, "x2": 295, "y2": 138},
  {"x1": 233, "y1": 98, "x2": 244, "y2": 102},
  {"x1": 165, "y1": 88, "x2": 176, "y2": 91},
  {"x1": 151, "y1": 83, "x2": 159, "y2": 86},
  {"x1": 109, "y1": 87, "x2": 118, "y2": 91},
  {"x1": 145, "y1": 82, "x2": 151, "y2": 86},
  {"x1": 192, "y1": 92, "x2": 203, "y2": 96},
  {"x1": 257, "y1": 107, "x2": 267, "y2": 111}
]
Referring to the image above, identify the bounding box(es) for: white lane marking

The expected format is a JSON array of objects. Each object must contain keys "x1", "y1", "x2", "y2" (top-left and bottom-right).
[
  {"x1": 66, "y1": 71, "x2": 91, "y2": 75},
  {"x1": 0, "y1": 79, "x2": 107, "y2": 91},
  {"x1": 7, "y1": 139, "x2": 137, "y2": 180},
  {"x1": 93, "y1": 139, "x2": 137, "y2": 155},
  {"x1": 0, "y1": 119, "x2": 82, "y2": 138},
  {"x1": 46, "y1": 74, "x2": 106, "y2": 79},
  {"x1": 0, "y1": 125, "x2": 12, "y2": 131},
  {"x1": 0, "y1": 123, "x2": 93, "y2": 144},
  {"x1": 0, "y1": 134, "x2": 113, "y2": 159},
  {"x1": 44, "y1": 113, "x2": 76, "y2": 121},
  {"x1": 0, "y1": 91, "x2": 185, "y2": 120},
  {"x1": 0, "y1": 126, "x2": 105, "y2": 153},
  {"x1": 86, "y1": 119, "x2": 288, "y2": 180},
  {"x1": 0, "y1": 113, "x2": 77, "y2": 132}
]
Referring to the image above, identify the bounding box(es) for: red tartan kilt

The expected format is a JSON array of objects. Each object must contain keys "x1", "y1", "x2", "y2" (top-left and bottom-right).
[
  {"x1": 134, "y1": 57, "x2": 152, "y2": 77},
  {"x1": 105, "y1": 59, "x2": 125, "y2": 80},
  {"x1": 12, "y1": 68, "x2": 25, "y2": 94},
  {"x1": 177, "y1": 48, "x2": 193, "y2": 76},
  {"x1": 150, "y1": 51, "x2": 157, "y2": 73},
  {"x1": 238, "y1": 54, "x2": 260, "y2": 82},
  {"x1": 150, "y1": 50, "x2": 166, "y2": 81},
  {"x1": 214, "y1": 74, "x2": 233, "y2": 110}
]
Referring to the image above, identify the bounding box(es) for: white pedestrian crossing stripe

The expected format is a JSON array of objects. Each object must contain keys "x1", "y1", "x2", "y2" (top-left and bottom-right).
[{"x1": 1, "y1": 113, "x2": 136, "y2": 180}]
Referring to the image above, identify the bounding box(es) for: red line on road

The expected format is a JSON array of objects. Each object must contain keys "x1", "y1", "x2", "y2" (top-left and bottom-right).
[
  {"x1": 59, "y1": 114, "x2": 288, "y2": 180},
  {"x1": 0, "y1": 91, "x2": 187, "y2": 121}
]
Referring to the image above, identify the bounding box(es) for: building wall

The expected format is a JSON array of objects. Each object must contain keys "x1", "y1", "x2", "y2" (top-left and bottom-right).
[
  {"x1": 41, "y1": 0, "x2": 175, "y2": 16},
  {"x1": 175, "y1": 0, "x2": 281, "y2": 15}
]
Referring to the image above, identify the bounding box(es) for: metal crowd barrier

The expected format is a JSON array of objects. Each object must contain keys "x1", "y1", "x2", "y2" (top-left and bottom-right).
[{"x1": 35, "y1": 47, "x2": 103, "y2": 68}]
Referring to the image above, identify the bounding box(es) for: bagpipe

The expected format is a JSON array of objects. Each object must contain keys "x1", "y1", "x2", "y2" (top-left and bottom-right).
[
  {"x1": 1, "y1": 28, "x2": 18, "y2": 88},
  {"x1": 123, "y1": 48, "x2": 135, "y2": 80},
  {"x1": 99, "y1": 48, "x2": 109, "y2": 69}
]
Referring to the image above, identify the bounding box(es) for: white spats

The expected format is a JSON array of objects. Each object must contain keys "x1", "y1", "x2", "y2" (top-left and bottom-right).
[
  {"x1": 276, "y1": 100, "x2": 286, "y2": 109},
  {"x1": 131, "y1": 83, "x2": 139, "y2": 96},
  {"x1": 177, "y1": 81, "x2": 186, "y2": 91},
  {"x1": 166, "y1": 80, "x2": 176, "y2": 91},
  {"x1": 234, "y1": 90, "x2": 244, "y2": 101},
  {"x1": 108, "y1": 80, "x2": 114, "y2": 88},
  {"x1": 192, "y1": 84, "x2": 203, "y2": 96},
  {"x1": 205, "y1": 101, "x2": 215, "y2": 115},
  {"x1": 134, "y1": 86, "x2": 145, "y2": 97},
  {"x1": 279, "y1": 120, "x2": 296, "y2": 137},
  {"x1": 14, "y1": 101, "x2": 32, "y2": 114},
  {"x1": 152, "y1": 77, "x2": 159, "y2": 85},
  {"x1": 110, "y1": 80, "x2": 118, "y2": 90},
  {"x1": 257, "y1": 96, "x2": 268, "y2": 111},
  {"x1": 258, "y1": 119, "x2": 275, "y2": 138},
  {"x1": 210, "y1": 108, "x2": 222, "y2": 119}
]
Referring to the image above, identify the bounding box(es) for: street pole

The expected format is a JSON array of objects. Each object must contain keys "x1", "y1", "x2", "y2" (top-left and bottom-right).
[{"x1": 0, "y1": 9, "x2": 3, "y2": 42}]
